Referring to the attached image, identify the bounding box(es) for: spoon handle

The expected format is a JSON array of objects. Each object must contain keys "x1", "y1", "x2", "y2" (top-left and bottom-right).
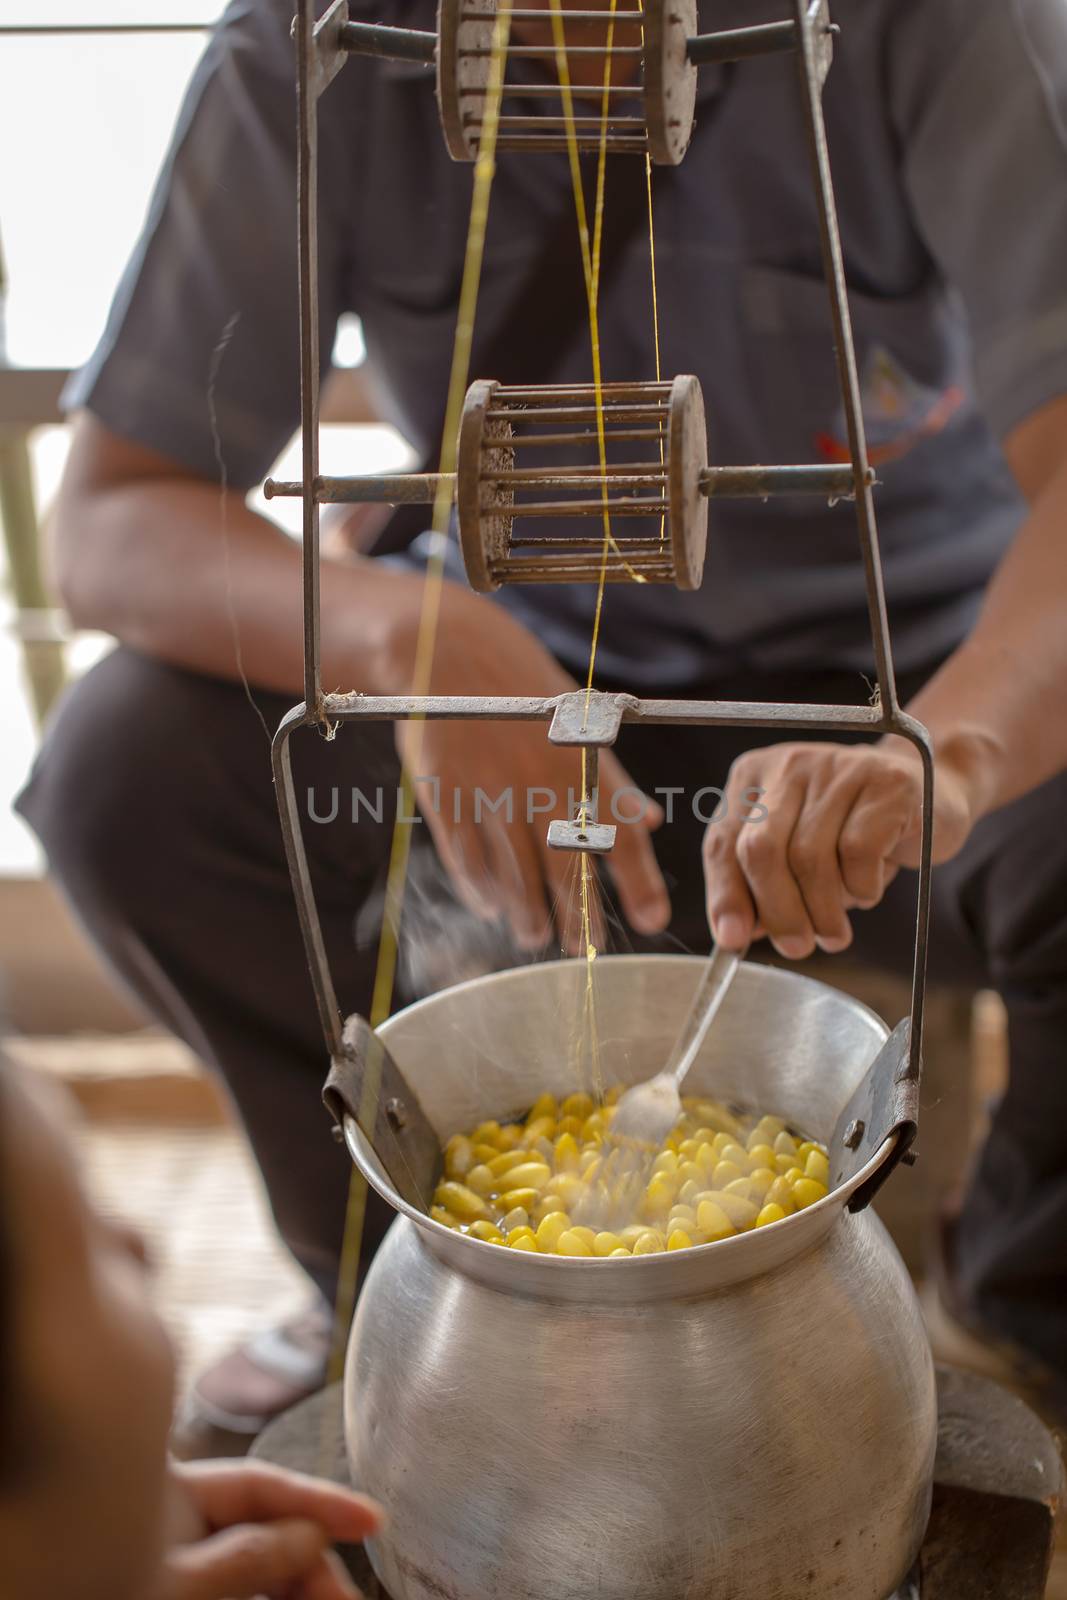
[{"x1": 666, "y1": 945, "x2": 746, "y2": 1092}]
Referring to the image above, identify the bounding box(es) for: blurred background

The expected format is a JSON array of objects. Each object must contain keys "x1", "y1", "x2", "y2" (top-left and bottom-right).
[{"x1": 0, "y1": 0, "x2": 416, "y2": 1394}]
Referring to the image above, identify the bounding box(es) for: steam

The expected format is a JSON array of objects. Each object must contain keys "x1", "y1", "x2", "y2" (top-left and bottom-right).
[{"x1": 357, "y1": 848, "x2": 543, "y2": 1003}]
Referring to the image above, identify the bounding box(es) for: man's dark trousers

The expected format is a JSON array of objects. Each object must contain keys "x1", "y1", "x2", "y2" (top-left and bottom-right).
[{"x1": 18, "y1": 646, "x2": 1067, "y2": 1379}]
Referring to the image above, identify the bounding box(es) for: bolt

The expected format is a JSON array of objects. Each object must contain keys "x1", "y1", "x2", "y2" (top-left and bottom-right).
[
  {"x1": 901, "y1": 1148, "x2": 918, "y2": 1167},
  {"x1": 386, "y1": 1098, "x2": 408, "y2": 1130},
  {"x1": 843, "y1": 1118, "x2": 865, "y2": 1150},
  {"x1": 331, "y1": 1123, "x2": 345, "y2": 1144}
]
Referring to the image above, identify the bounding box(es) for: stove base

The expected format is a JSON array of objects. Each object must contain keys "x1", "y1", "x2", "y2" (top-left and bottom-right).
[{"x1": 252, "y1": 1367, "x2": 1062, "y2": 1598}]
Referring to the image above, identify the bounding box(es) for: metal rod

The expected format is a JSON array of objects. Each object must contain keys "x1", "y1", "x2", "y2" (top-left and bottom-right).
[
  {"x1": 265, "y1": 473, "x2": 453, "y2": 505},
  {"x1": 295, "y1": 0, "x2": 322, "y2": 715},
  {"x1": 313, "y1": 692, "x2": 893, "y2": 732},
  {"x1": 502, "y1": 569, "x2": 674, "y2": 581},
  {"x1": 477, "y1": 115, "x2": 649, "y2": 127},
  {"x1": 496, "y1": 381, "x2": 672, "y2": 397},
  {"x1": 459, "y1": 81, "x2": 641, "y2": 95},
  {"x1": 487, "y1": 403, "x2": 667, "y2": 421},
  {"x1": 791, "y1": 0, "x2": 896, "y2": 713},
  {"x1": 490, "y1": 464, "x2": 669, "y2": 481},
  {"x1": 462, "y1": 8, "x2": 646, "y2": 18},
  {"x1": 337, "y1": 19, "x2": 437, "y2": 64},
  {"x1": 505, "y1": 429, "x2": 667, "y2": 447},
  {"x1": 686, "y1": 19, "x2": 796, "y2": 65},
  {"x1": 504, "y1": 545, "x2": 674, "y2": 560},
  {"x1": 507, "y1": 536, "x2": 674, "y2": 549},
  {"x1": 699, "y1": 463, "x2": 865, "y2": 498},
  {"x1": 468, "y1": 42, "x2": 644, "y2": 55},
  {"x1": 509, "y1": 497, "x2": 669, "y2": 515},
  {"x1": 0, "y1": 21, "x2": 215, "y2": 34},
  {"x1": 273, "y1": 714, "x2": 344, "y2": 1058},
  {"x1": 497, "y1": 136, "x2": 649, "y2": 151}
]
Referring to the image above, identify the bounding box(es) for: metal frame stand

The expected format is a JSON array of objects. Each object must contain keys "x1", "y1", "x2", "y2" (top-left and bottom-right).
[{"x1": 271, "y1": 0, "x2": 934, "y2": 1132}]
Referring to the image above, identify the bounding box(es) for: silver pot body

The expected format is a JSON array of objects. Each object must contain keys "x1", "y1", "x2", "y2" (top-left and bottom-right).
[{"x1": 342, "y1": 956, "x2": 937, "y2": 1600}]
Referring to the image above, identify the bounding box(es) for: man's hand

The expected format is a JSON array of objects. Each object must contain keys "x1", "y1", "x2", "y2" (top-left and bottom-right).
[
  {"x1": 378, "y1": 576, "x2": 671, "y2": 951},
  {"x1": 151, "y1": 1460, "x2": 384, "y2": 1600},
  {"x1": 704, "y1": 739, "x2": 980, "y2": 959}
]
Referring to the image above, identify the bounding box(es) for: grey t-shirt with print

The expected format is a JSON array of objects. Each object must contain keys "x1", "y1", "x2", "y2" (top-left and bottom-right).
[{"x1": 67, "y1": 0, "x2": 1067, "y2": 688}]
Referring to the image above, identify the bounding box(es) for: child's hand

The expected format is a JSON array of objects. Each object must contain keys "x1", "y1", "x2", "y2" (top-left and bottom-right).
[{"x1": 151, "y1": 1459, "x2": 384, "y2": 1599}]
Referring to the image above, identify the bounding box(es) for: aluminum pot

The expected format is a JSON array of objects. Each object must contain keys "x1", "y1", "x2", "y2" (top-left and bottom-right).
[{"x1": 339, "y1": 955, "x2": 936, "y2": 1600}]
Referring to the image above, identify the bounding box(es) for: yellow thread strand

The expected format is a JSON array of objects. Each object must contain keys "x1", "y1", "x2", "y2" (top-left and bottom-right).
[
  {"x1": 547, "y1": 0, "x2": 629, "y2": 1101},
  {"x1": 644, "y1": 149, "x2": 666, "y2": 543},
  {"x1": 325, "y1": 0, "x2": 514, "y2": 1385},
  {"x1": 548, "y1": 0, "x2": 641, "y2": 604}
]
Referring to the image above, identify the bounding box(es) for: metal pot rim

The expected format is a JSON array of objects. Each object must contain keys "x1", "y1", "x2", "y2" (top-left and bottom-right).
[{"x1": 343, "y1": 955, "x2": 895, "y2": 1302}]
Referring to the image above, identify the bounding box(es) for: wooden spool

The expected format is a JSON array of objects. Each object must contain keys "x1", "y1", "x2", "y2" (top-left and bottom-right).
[
  {"x1": 436, "y1": 0, "x2": 697, "y2": 165},
  {"x1": 457, "y1": 375, "x2": 708, "y2": 591}
]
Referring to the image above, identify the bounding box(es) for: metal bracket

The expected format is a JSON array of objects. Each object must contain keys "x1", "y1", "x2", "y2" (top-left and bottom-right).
[
  {"x1": 322, "y1": 1014, "x2": 442, "y2": 1209},
  {"x1": 544, "y1": 693, "x2": 641, "y2": 853},
  {"x1": 804, "y1": 0, "x2": 836, "y2": 87},
  {"x1": 307, "y1": 0, "x2": 350, "y2": 98},
  {"x1": 830, "y1": 1019, "x2": 920, "y2": 1214},
  {"x1": 547, "y1": 691, "x2": 638, "y2": 748}
]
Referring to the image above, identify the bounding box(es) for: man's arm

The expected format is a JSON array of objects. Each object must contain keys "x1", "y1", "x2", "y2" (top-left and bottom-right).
[
  {"x1": 54, "y1": 413, "x2": 671, "y2": 948},
  {"x1": 703, "y1": 393, "x2": 1067, "y2": 959},
  {"x1": 904, "y1": 393, "x2": 1067, "y2": 815},
  {"x1": 54, "y1": 412, "x2": 400, "y2": 696}
]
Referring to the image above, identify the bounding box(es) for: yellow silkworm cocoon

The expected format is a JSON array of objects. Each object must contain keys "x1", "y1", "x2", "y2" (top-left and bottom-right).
[
  {"x1": 468, "y1": 1220, "x2": 505, "y2": 1244},
  {"x1": 535, "y1": 1212, "x2": 571, "y2": 1250},
  {"x1": 747, "y1": 1168, "x2": 777, "y2": 1202},
  {"x1": 805, "y1": 1150, "x2": 831, "y2": 1186},
  {"x1": 487, "y1": 1149, "x2": 528, "y2": 1178},
  {"x1": 560, "y1": 1092, "x2": 595, "y2": 1120},
  {"x1": 434, "y1": 1182, "x2": 489, "y2": 1222},
  {"x1": 764, "y1": 1177, "x2": 796, "y2": 1215},
  {"x1": 464, "y1": 1165, "x2": 496, "y2": 1197},
  {"x1": 552, "y1": 1173, "x2": 585, "y2": 1210},
  {"x1": 523, "y1": 1116, "x2": 557, "y2": 1144},
  {"x1": 719, "y1": 1142, "x2": 751, "y2": 1170},
  {"x1": 554, "y1": 1132, "x2": 581, "y2": 1170},
  {"x1": 713, "y1": 1191, "x2": 760, "y2": 1229},
  {"x1": 435, "y1": 1092, "x2": 831, "y2": 1257},
  {"x1": 500, "y1": 1162, "x2": 552, "y2": 1192},
  {"x1": 593, "y1": 1231, "x2": 624, "y2": 1256},
  {"x1": 696, "y1": 1198, "x2": 737, "y2": 1240},
  {"x1": 444, "y1": 1136, "x2": 474, "y2": 1178},
  {"x1": 792, "y1": 1177, "x2": 829, "y2": 1209},
  {"x1": 712, "y1": 1160, "x2": 745, "y2": 1190}
]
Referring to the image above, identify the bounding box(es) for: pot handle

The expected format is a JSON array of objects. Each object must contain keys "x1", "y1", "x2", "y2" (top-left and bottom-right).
[
  {"x1": 830, "y1": 1019, "x2": 919, "y2": 1214},
  {"x1": 323, "y1": 1013, "x2": 442, "y2": 1210}
]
